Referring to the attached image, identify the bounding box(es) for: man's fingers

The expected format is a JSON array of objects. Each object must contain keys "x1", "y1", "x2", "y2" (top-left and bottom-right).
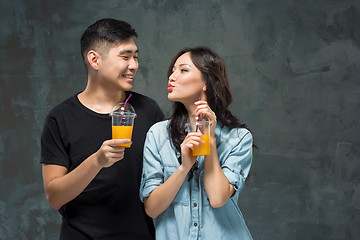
[{"x1": 107, "y1": 139, "x2": 132, "y2": 147}]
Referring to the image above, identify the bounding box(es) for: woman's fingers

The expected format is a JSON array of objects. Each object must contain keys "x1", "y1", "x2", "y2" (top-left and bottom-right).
[
  {"x1": 183, "y1": 133, "x2": 205, "y2": 150},
  {"x1": 194, "y1": 101, "x2": 216, "y2": 122}
]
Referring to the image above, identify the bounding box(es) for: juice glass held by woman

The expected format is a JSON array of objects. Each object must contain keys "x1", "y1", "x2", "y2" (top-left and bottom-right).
[{"x1": 185, "y1": 119, "x2": 211, "y2": 156}]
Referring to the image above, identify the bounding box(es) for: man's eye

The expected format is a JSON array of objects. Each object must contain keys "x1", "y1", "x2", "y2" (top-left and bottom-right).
[{"x1": 121, "y1": 56, "x2": 129, "y2": 60}]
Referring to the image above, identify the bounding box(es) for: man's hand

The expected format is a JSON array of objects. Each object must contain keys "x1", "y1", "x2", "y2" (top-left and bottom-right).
[{"x1": 96, "y1": 139, "x2": 132, "y2": 168}]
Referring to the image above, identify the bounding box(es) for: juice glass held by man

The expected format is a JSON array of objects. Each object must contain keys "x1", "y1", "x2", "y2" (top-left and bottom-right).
[{"x1": 110, "y1": 95, "x2": 136, "y2": 148}]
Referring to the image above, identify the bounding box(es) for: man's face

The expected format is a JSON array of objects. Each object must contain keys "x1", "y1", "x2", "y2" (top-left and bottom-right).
[{"x1": 97, "y1": 38, "x2": 139, "y2": 91}]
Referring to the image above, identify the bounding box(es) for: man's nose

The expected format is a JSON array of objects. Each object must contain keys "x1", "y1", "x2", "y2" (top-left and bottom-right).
[{"x1": 128, "y1": 57, "x2": 138, "y2": 70}]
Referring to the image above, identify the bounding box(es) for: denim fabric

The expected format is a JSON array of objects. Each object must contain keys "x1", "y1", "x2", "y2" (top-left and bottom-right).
[{"x1": 140, "y1": 120, "x2": 253, "y2": 240}]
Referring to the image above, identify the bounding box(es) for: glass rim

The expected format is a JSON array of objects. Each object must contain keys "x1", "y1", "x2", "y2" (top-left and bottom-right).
[
  {"x1": 185, "y1": 120, "x2": 212, "y2": 126},
  {"x1": 110, "y1": 112, "x2": 137, "y2": 117}
]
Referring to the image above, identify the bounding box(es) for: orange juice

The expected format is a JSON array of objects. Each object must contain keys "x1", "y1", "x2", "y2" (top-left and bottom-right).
[
  {"x1": 192, "y1": 134, "x2": 210, "y2": 156},
  {"x1": 112, "y1": 125, "x2": 133, "y2": 148}
]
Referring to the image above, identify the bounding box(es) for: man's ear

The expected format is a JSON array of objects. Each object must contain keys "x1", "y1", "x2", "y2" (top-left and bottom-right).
[{"x1": 87, "y1": 50, "x2": 101, "y2": 70}]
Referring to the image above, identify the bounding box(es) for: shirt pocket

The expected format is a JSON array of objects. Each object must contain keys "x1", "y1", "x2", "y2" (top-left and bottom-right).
[{"x1": 164, "y1": 165, "x2": 190, "y2": 206}]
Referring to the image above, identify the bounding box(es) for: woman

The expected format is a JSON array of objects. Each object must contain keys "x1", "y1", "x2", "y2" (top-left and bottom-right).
[{"x1": 140, "y1": 47, "x2": 253, "y2": 239}]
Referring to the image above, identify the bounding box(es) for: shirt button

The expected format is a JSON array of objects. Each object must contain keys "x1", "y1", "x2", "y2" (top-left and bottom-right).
[
  {"x1": 193, "y1": 203, "x2": 197, "y2": 207},
  {"x1": 194, "y1": 222, "x2": 198, "y2": 227}
]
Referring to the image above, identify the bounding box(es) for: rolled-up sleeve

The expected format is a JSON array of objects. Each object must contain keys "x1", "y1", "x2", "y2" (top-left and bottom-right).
[
  {"x1": 139, "y1": 127, "x2": 164, "y2": 202},
  {"x1": 221, "y1": 130, "x2": 253, "y2": 194}
]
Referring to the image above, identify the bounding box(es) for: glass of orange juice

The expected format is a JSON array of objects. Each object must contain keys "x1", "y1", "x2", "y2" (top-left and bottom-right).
[
  {"x1": 185, "y1": 119, "x2": 211, "y2": 156},
  {"x1": 110, "y1": 102, "x2": 136, "y2": 148}
]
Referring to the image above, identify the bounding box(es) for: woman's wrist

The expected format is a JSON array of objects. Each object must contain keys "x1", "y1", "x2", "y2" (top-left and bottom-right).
[
  {"x1": 209, "y1": 136, "x2": 216, "y2": 146},
  {"x1": 178, "y1": 164, "x2": 192, "y2": 175}
]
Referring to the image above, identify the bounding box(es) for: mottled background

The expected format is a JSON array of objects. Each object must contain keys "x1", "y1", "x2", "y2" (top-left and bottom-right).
[{"x1": 1, "y1": 0, "x2": 359, "y2": 239}]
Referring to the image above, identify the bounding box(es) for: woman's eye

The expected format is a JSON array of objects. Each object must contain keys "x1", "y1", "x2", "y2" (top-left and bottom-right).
[{"x1": 181, "y1": 69, "x2": 188, "y2": 72}]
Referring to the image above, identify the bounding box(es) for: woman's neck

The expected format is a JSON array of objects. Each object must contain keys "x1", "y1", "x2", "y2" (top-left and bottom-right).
[
  {"x1": 185, "y1": 104, "x2": 197, "y2": 123},
  {"x1": 183, "y1": 94, "x2": 206, "y2": 123}
]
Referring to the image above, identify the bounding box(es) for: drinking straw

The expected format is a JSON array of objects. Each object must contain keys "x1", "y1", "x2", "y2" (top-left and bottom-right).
[
  {"x1": 195, "y1": 98, "x2": 201, "y2": 132},
  {"x1": 119, "y1": 93, "x2": 132, "y2": 125}
]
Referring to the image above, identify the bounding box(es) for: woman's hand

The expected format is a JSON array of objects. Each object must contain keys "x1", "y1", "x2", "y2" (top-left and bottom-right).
[
  {"x1": 180, "y1": 132, "x2": 203, "y2": 171},
  {"x1": 194, "y1": 100, "x2": 217, "y2": 136}
]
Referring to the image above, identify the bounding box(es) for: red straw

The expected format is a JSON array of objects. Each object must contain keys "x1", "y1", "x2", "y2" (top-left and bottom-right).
[
  {"x1": 119, "y1": 93, "x2": 132, "y2": 125},
  {"x1": 195, "y1": 98, "x2": 201, "y2": 132}
]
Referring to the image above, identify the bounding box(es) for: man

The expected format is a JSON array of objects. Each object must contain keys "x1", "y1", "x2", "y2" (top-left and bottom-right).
[{"x1": 41, "y1": 18, "x2": 164, "y2": 239}]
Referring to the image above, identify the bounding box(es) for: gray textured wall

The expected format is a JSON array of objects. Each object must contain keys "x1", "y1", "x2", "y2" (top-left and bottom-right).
[{"x1": 1, "y1": 0, "x2": 359, "y2": 239}]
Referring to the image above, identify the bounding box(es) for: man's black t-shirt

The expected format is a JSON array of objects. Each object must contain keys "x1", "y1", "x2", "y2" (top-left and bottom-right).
[{"x1": 41, "y1": 91, "x2": 164, "y2": 239}]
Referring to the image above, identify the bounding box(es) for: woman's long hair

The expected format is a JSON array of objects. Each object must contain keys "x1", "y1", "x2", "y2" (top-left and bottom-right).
[{"x1": 167, "y1": 47, "x2": 252, "y2": 178}]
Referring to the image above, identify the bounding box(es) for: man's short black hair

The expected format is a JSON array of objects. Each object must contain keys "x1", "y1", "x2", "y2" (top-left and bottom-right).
[{"x1": 80, "y1": 18, "x2": 137, "y2": 62}]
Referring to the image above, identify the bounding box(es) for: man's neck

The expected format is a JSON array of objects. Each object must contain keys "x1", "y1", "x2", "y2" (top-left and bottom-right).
[{"x1": 78, "y1": 82, "x2": 127, "y2": 114}]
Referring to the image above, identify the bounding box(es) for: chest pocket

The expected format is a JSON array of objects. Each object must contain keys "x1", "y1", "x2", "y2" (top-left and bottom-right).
[{"x1": 164, "y1": 165, "x2": 190, "y2": 206}]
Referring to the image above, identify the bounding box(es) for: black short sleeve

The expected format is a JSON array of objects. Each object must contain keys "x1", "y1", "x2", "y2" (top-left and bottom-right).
[{"x1": 41, "y1": 112, "x2": 70, "y2": 168}]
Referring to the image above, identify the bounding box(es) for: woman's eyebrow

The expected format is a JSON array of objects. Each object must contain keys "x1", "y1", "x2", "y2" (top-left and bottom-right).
[{"x1": 179, "y1": 63, "x2": 191, "y2": 68}]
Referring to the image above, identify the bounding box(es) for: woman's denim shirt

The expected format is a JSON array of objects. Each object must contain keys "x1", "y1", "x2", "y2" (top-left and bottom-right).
[{"x1": 140, "y1": 120, "x2": 253, "y2": 240}]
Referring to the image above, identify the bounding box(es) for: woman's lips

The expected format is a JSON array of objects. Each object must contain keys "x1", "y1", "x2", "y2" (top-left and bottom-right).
[{"x1": 167, "y1": 84, "x2": 174, "y2": 91}]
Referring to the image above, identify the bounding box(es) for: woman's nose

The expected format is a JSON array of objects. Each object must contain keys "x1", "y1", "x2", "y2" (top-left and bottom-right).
[{"x1": 169, "y1": 72, "x2": 176, "y2": 82}]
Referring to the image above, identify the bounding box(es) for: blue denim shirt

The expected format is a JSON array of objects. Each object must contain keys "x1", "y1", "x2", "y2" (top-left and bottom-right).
[{"x1": 140, "y1": 120, "x2": 253, "y2": 240}]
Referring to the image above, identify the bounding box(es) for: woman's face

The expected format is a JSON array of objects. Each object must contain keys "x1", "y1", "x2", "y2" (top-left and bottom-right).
[{"x1": 167, "y1": 52, "x2": 206, "y2": 104}]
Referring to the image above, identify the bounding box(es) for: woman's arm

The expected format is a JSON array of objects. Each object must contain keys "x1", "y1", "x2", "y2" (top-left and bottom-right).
[
  {"x1": 144, "y1": 164, "x2": 189, "y2": 219},
  {"x1": 204, "y1": 130, "x2": 253, "y2": 208},
  {"x1": 203, "y1": 136, "x2": 235, "y2": 208},
  {"x1": 194, "y1": 100, "x2": 235, "y2": 208},
  {"x1": 143, "y1": 132, "x2": 200, "y2": 218}
]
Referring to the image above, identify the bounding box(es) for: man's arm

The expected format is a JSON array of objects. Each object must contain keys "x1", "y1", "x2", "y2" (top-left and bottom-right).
[{"x1": 42, "y1": 138, "x2": 130, "y2": 210}]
